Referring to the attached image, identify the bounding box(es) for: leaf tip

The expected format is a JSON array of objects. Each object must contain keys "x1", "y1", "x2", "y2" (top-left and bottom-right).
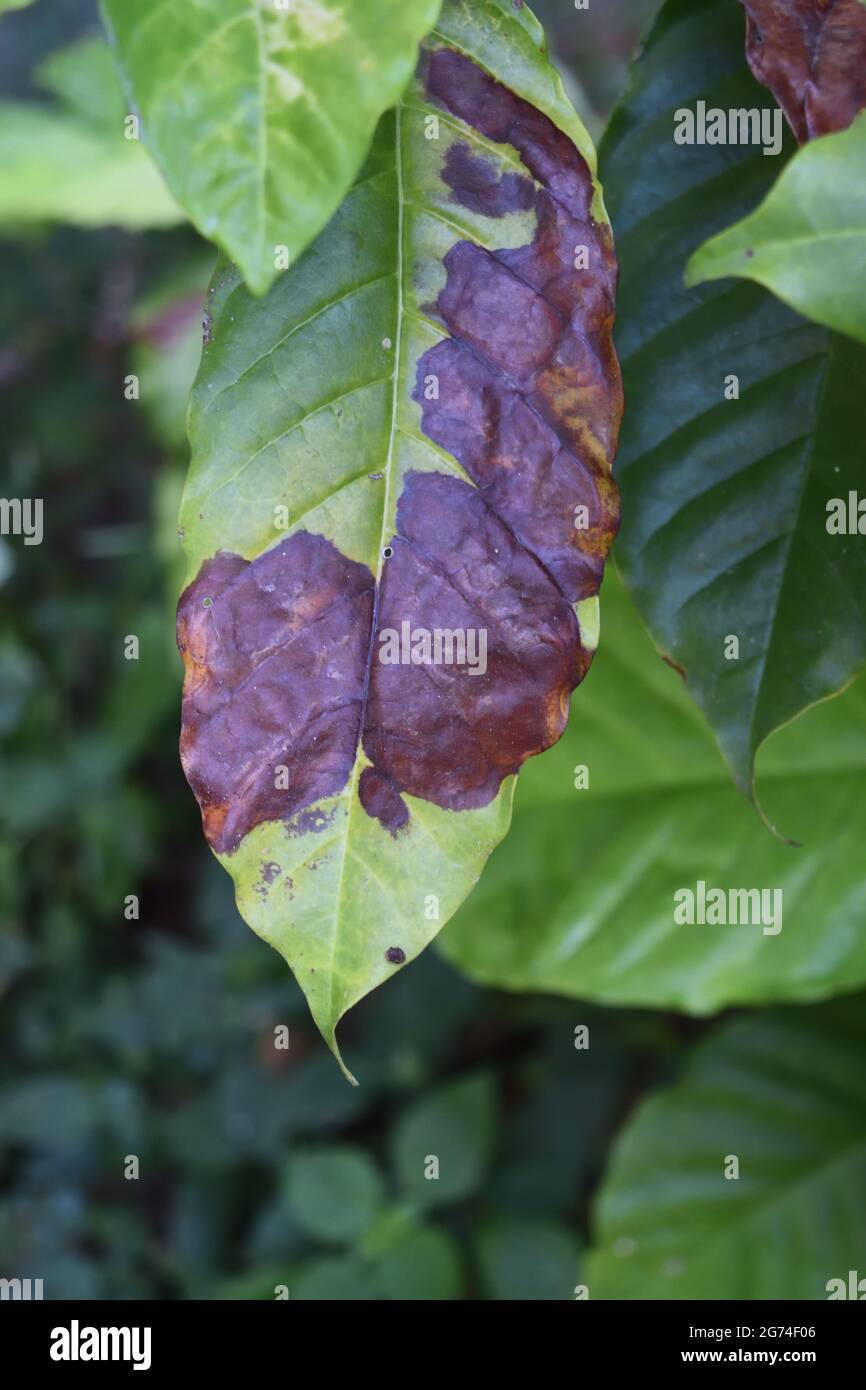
[
  {"x1": 683, "y1": 249, "x2": 708, "y2": 290},
  {"x1": 746, "y1": 774, "x2": 802, "y2": 848},
  {"x1": 323, "y1": 1022, "x2": 359, "y2": 1087}
]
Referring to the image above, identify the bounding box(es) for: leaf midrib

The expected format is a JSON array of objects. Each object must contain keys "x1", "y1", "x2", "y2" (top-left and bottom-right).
[{"x1": 328, "y1": 99, "x2": 407, "y2": 1037}]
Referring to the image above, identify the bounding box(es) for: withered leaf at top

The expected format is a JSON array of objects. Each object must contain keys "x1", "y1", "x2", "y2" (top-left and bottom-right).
[
  {"x1": 742, "y1": 0, "x2": 866, "y2": 142},
  {"x1": 176, "y1": 0, "x2": 621, "y2": 1077}
]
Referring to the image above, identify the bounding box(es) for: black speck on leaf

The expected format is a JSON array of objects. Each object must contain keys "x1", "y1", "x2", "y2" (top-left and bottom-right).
[{"x1": 386, "y1": 946, "x2": 406, "y2": 964}]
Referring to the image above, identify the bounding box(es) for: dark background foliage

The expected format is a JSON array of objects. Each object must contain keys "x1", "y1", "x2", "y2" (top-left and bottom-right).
[{"x1": 0, "y1": 0, "x2": 734, "y2": 1301}]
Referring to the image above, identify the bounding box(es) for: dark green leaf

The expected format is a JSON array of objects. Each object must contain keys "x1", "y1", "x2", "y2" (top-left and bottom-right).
[
  {"x1": 293, "y1": 1252, "x2": 382, "y2": 1300},
  {"x1": 390, "y1": 1071, "x2": 496, "y2": 1208},
  {"x1": 478, "y1": 1217, "x2": 581, "y2": 1301},
  {"x1": 599, "y1": 0, "x2": 866, "y2": 805},
  {"x1": 376, "y1": 1224, "x2": 463, "y2": 1299},
  {"x1": 285, "y1": 1145, "x2": 383, "y2": 1243}
]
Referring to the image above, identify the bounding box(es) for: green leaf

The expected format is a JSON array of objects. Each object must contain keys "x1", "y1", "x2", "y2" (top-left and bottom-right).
[
  {"x1": 36, "y1": 34, "x2": 129, "y2": 131},
  {"x1": 390, "y1": 1072, "x2": 497, "y2": 1208},
  {"x1": 284, "y1": 1145, "x2": 383, "y2": 1243},
  {"x1": 100, "y1": 0, "x2": 445, "y2": 295},
  {"x1": 599, "y1": 0, "x2": 866, "y2": 805},
  {"x1": 175, "y1": 0, "x2": 621, "y2": 1076},
  {"x1": 686, "y1": 113, "x2": 866, "y2": 345},
  {"x1": 587, "y1": 999, "x2": 866, "y2": 1299},
  {"x1": 293, "y1": 1252, "x2": 382, "y2": 1300},
  {"x1": 376, "y1": 1224, "x2": 463, "y2": 1299},
  {"x1": 215, "y1": 1265, "x2": 298, "y2": 1300},
  {"x1": 129, "y1": 253, "x2": 213, "y2": 450},
  {"x1": 478, "y1": 1217, "x2": 581, "y2": 1301},
  {"x1": 0, "y1": 34, "x2": 182, "y2": 231},
  {"x1": 440, "y1": 566, "x2": 866, "y2": 1012},
  {"x1": 0, "y1": 0, "x2": 35, "y2": 12},
  {"x1": 0, "y1": 102, "x2": 182, "y2": 229}
]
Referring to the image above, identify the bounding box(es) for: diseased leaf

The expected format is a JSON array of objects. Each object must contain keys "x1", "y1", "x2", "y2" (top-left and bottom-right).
[
  {"x1": 598, "y1": 0, "x2": 866, "y2": 806},
  {"x1": 686, "y1": 113, "x2": 866, "y2": 345},
  {"x1": 176, "y1": 0, "x2": 622, "y2": 1077},
  {"x1": 741, "y1": 0, "x2": 866, "y2": 143},
  {"x1": 587, "y1": 999, "x2": 866, "y2": 1299},
  {"x1": 100, "y1": 0, "x2": 444, "y2": 295},
  {"x1": 439, "y1": 566, "x2": 866, "y2": 1013}
]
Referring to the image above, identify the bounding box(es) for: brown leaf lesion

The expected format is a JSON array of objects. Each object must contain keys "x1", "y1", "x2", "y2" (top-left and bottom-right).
[
  {"x1": 742, "y1": 0, "x2": 866, "y2": 142},
  {"x1": 362, "y1": 470, "x2": 586, "y2": 827},
  {"x1": 177, "y1": 536, "x2": 374, "y2": 853},
  {"x1": 419, "y1": 47, "x2": 621, "y2": 601}
]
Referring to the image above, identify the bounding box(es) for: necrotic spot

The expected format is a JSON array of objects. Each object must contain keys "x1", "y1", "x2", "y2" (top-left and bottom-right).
[{"x1": 441, "y1": 142, "x2": 535, "y2": 218}]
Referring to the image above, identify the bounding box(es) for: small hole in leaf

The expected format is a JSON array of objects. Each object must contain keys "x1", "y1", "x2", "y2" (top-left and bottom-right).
[{"x1": 202, "y1": 597, "x2": 213, "y2": 608}]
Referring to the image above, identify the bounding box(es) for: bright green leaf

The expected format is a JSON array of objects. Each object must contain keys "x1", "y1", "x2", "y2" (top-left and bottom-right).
[
  {"x1": 390, "y1": 1072, "x2": 496, "y2": 1209},
  {"x1": 100, "y1": 0, "x2": 445, "y2": 295},
  {"x1": 0, "y1": 103, "x2": 181, "y2": 229},
  {"x1": 0, "y1": 32, "x2": 181, "y2": 230},
  {"x1": 686, "y1": 113, "x2": 866, "y2": 345},
  {"x1": 599, "y1": 0, "x2": 866, "y2": 807},
  {"x1": 587, "y1": 999, "x2": 866, "y2": 1299},
  {"x1": 440, "y1": 567, "x2": 866, "y2": 1012},
  {"x1": 285, "y1": 1145, "x2": 384, "y2": 1243}
]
